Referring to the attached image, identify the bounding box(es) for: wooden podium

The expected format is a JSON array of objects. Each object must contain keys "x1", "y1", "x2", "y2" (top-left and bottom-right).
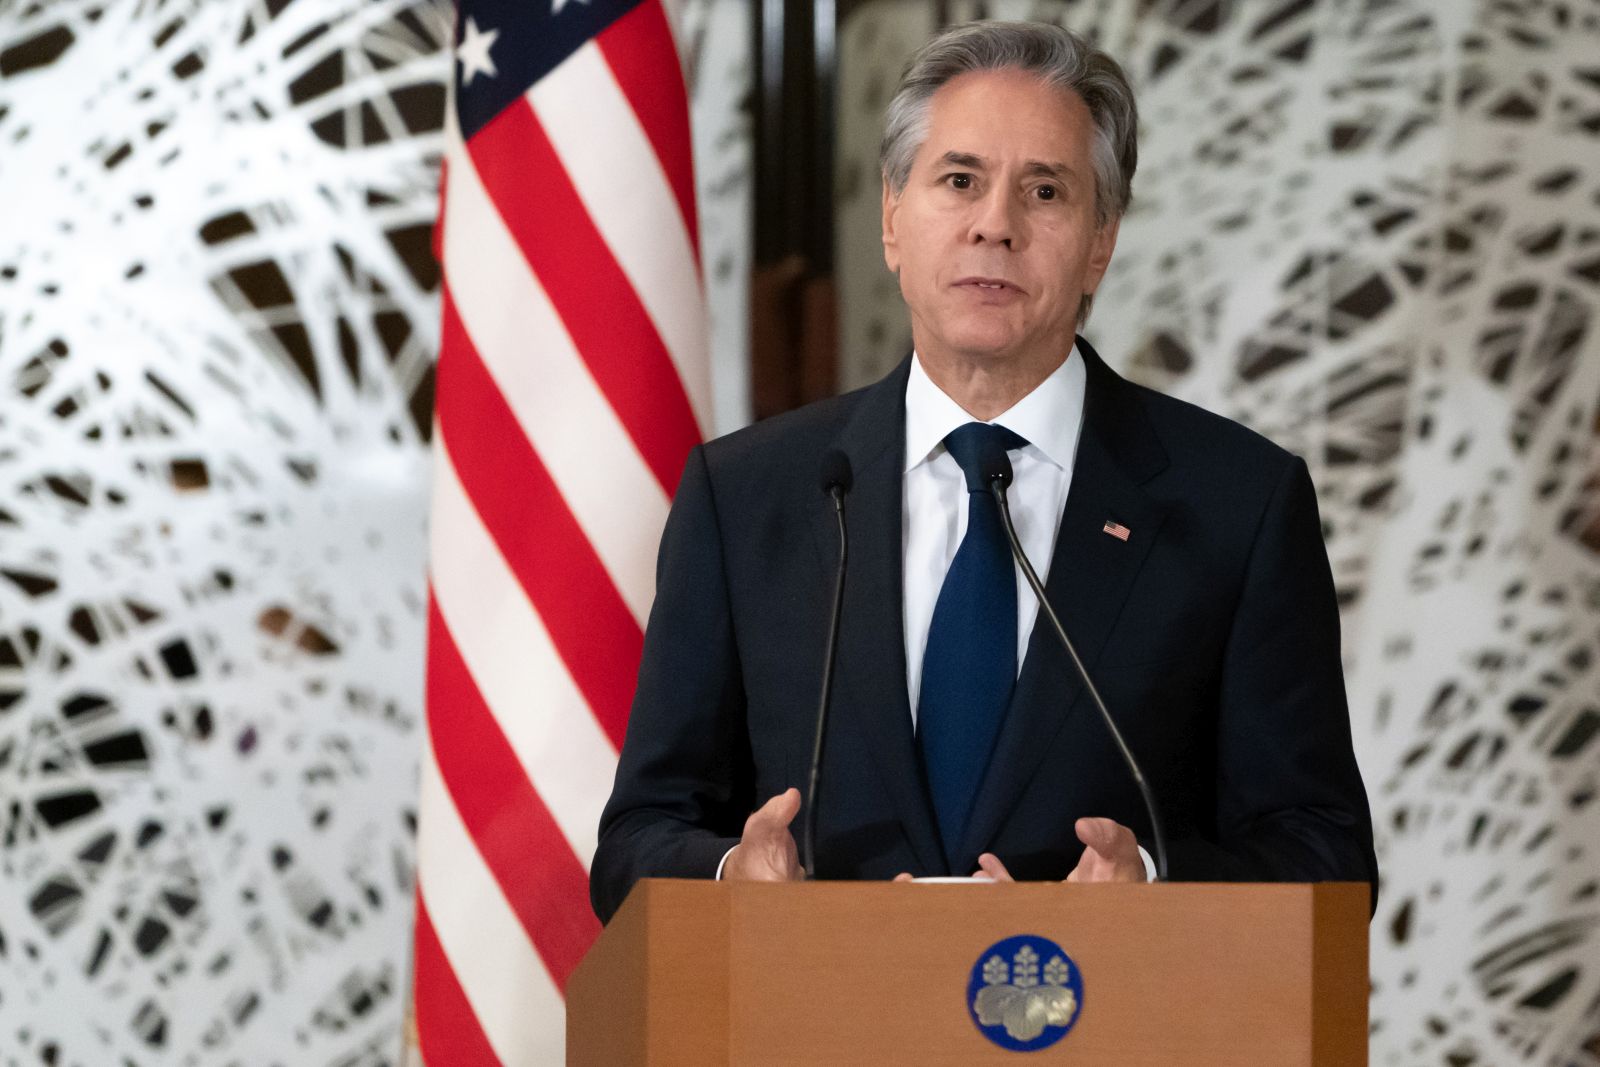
[{"x1": 568, "y1": 879, "x2": 1369, "y2": 1065}]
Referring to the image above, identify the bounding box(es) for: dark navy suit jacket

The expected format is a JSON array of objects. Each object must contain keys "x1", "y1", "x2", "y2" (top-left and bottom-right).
[{"x1": 590, "y1": 339, "x2": 1378, "y2": 923}]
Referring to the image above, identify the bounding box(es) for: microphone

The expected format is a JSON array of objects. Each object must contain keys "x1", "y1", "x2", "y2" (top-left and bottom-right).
[
  {"x1": 803, "y1": 448, "x2": 852, "y2": 879},
  {"x1": 977, "y1": 444, "x2": 1171, "y2": 882}
]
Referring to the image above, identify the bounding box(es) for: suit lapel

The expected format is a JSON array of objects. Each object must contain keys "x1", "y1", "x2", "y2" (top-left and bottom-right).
[
  {"x1": 955, "y1": 340, "x2": 1171, "y2": 871},
  {"x1": 810, "y1": 357, "x2": 947, "y2": 875}
]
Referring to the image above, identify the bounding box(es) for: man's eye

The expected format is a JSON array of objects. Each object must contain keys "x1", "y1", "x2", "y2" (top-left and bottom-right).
[
  {"x1": 948, "y1": 174, "x2": 973, "y2": 190},
  {"x1": 1036, "y1": 185, "x2": 1058, "y2": 201}
]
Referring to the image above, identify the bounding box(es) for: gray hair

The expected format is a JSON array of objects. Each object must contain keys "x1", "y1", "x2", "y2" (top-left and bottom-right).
[{"x1": 880, "y1": 21, "x2": 1138, "y2": 229}]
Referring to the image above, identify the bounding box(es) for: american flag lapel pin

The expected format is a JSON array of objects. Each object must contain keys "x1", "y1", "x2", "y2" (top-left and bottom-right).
[{"x1": 1102, "y1": 519, "x2": 1131, "y2": 542}]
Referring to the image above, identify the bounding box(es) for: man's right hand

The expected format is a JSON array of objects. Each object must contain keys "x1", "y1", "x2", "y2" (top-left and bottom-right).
[{"x1": 722, "y1": 787, "x2": 803, "y2": 881}]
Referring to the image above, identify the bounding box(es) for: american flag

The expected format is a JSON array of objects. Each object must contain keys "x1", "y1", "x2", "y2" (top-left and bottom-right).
[{"x1": 412, "y1": 0, "x2": 708, "y2": 1062}]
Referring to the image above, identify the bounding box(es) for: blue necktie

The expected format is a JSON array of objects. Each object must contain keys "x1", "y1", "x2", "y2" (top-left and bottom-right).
[{"x1": 917, "y1": 422, "x2": 1028, "y2": 864}]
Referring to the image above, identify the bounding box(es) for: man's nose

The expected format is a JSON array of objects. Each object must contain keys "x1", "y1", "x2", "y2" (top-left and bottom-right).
[{"x1": 969, "y1": 186, "x2": 1021, "y2": 248}]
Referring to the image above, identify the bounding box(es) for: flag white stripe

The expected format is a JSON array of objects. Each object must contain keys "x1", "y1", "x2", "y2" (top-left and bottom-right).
[
  {"x1": 417, "y1": 738, "x2": 565, "y2": 1067},
  {"x1": 430, "y1": 433, "x2": 618, "y2": 870},
  {"x1": 530, "y1": 42, "x2": 712, "y2": 432},
  {"x1": 442, "y1": 130, "x2": 665, "y2": 628}
]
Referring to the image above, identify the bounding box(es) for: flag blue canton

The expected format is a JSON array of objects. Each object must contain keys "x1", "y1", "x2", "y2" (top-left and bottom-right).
[{"x1": 454, "y1": 0, "x2": 647, "y2": 140}]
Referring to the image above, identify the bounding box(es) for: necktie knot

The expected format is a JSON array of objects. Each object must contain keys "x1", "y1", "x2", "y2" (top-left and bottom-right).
[{"x1": 943, "y1": 422, "x2": 1028, "y2": 493}]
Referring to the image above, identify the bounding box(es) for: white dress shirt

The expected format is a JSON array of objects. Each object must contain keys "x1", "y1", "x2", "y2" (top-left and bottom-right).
[{"x1": 903, "y1": 349, "x2": 1085, "y2": 719}]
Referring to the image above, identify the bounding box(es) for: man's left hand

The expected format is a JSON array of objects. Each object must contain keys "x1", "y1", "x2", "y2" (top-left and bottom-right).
[{"x1": 971, "y1": 817, "x2": 1147, "y2": 883}]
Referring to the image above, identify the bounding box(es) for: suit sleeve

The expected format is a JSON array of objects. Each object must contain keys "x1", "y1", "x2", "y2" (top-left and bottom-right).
[
  {"x1": 1164, "y1": 455, "x2": 1380, "y2": 909},
  {"x1": 589, "y1": 445, "x2": 752, "y2": 924}
]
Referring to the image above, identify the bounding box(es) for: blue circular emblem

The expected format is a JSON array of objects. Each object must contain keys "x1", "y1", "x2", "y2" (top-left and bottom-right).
[{"x1": 967, "y1": 934, "x2": 1084, "y2": 1052}]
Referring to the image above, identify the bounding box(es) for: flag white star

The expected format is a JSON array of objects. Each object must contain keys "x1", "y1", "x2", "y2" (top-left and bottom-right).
[
  {"x1": 553, "y1": 0, "x2": 591, "y2": 12},
  {"x1": 457, "y1": 17, "x2": 499, "y2": 86}
]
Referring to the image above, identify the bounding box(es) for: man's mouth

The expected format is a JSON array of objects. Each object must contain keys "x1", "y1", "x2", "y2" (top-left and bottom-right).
[{"x1": 955, "y1": 276, "x2": 1021, "y2": 292}]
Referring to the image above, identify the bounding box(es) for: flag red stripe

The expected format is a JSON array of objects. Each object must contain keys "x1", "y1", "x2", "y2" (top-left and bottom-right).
[
  {"x1": 412, "y1": 896, "x2": 504, "y2": 1067},
  {"x1": 427, "y1": 597, "x2": 601, "y2": 991},
  {"x1": 438, "y1": 289, "x2": 639, "y2": 750},
  {"x1": 467, "y1": 99, "x2": 701, "y2": 495},
  {"x1": 596, "y1": 1, "x2": 700, "y2": 258}
]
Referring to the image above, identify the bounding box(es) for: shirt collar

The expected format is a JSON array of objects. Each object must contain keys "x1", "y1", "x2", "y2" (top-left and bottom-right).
[{"x1": 903, "y1": 345, "x2": 1087, "y2": 473}]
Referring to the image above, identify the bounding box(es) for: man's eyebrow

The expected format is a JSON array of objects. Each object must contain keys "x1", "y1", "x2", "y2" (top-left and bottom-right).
[
  {"x1": 935, "y1": 151, "x2": 1075, "y2": 179},
  {"x1": 938, "y1": 151, "x2": 985, "y2": 170},
  {"x1": 1024, "y1": 160, "x2": 1073, "y2": 179}
]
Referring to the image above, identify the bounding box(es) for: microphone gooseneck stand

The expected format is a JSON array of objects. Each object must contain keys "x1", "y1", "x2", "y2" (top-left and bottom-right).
[
  {"x1": 981, "y1": 450, "x2": 1171, "y2": 883},
  {"x1": 803, "y1": 450, "x2": 852, "y2": 880}
]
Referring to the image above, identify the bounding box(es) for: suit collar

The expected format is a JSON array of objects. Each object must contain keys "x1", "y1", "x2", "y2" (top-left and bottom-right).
[
  {"x1": 834, "y1": 354, "x2": 912, "y2": 476},
  {"x1": 846, "y1": 338, "x2": 1160, "y2": 480},
  {"x1": 1074, "y1": 335, "x2": 1169, "y2": 485}
]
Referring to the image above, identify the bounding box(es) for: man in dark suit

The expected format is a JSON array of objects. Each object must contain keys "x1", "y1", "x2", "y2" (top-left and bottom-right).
[{"x1": 590, "y1": 20, "x2": 1377, "y2": 924}]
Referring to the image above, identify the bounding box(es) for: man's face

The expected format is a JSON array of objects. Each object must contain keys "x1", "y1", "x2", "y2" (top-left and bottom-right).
[{"x1": 881, "y1": 68, "x2": 1119, "y2": 371}]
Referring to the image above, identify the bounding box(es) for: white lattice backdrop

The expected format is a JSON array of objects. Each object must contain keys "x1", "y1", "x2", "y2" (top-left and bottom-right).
[
  {"x1": 0, "y1": 0, "x2": 447, "y2": 1063},
  {"x1": 5, "y1": 0, "x2": 1597, "y2": 1062},
  {"x1": 839, "y1": 2, "x2": 1600, "y2": 1065},
  {"x1": 0, "y1": 0, "x2": 750, "y2": 1063}
]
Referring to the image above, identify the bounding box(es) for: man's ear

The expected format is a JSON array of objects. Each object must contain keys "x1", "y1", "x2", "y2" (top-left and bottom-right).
[
  {"x1": 1083, "y1": 215, "x2": 1121, "y2": 294},
  {"x1": 881, "y1": 175, "x2": 900, "y2": 275}
]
